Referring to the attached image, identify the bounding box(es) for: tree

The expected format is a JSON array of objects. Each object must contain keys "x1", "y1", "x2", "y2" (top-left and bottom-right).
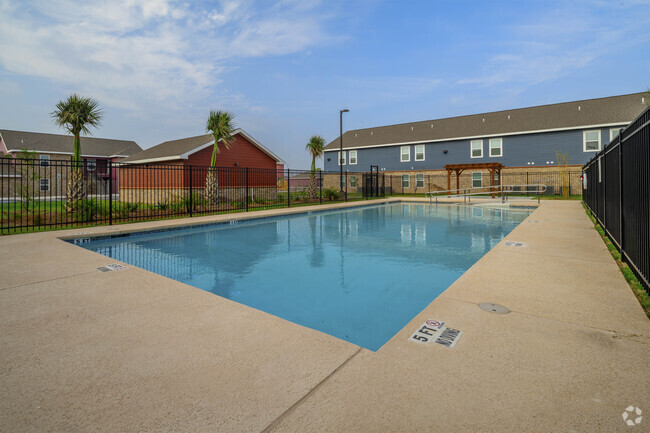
[
  {"x1": 305, "y1": 135, "x2": 325, "y2": 199},
  {"x1": 13, "y1": 149, "x2": 41, "y2": 213},
  {"x1": 204, "y1": 110, "x2": 236, "y2": 204},
  {"x1": 51, "y1": 94, "x2": 102, "y2": 210}
]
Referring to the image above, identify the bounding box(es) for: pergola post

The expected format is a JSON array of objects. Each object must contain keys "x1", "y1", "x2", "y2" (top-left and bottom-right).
[
  {"x1": 444, "y1": 162, "x2": 504, "y2": 199},
  {"x1": 490, "y1": 169, "x2": 495, "y2": 198}
]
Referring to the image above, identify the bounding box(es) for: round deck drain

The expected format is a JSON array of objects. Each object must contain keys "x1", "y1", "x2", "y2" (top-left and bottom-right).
[{"x1": 478, "y1": 302, "x2": 510, "y2": 314}]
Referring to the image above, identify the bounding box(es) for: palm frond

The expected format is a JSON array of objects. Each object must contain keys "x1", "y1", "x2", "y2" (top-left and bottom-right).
[
  {"x1": 206, "y1": 110, "x2": 236, "y2": 151},
  {"x1": 305, "y1": 135, "x2": 325, "y2": 159},
  {"x1": 206, "y1": 110, "x2": 236, "y2": 167},
  {"x1": 51, "y1": 93, "x2": 103, "y2": 136}
]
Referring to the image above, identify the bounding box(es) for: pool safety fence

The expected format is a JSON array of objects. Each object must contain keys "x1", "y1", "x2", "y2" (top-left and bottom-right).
[
  {"x1": 583, "y1": 104, "x2": 649, "y2": 294},
  {"x1": 382, "y1": 169, "x2": 582, "y2": 197},
  {"x1": 0, "y1": 161, "x2": 385, "y2": 233}
]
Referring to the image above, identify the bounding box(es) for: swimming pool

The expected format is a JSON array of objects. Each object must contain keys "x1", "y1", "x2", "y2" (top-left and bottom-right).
[{"x1": 81, "y1": 203, "x2": 532, "y2": 350}]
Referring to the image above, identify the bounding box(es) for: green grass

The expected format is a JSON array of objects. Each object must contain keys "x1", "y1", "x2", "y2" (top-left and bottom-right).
[
  {"x1": 1, "y1": 196, "x2": 385, "y2": 235},
  {"x1": 583, "y1": 202, "x2": 650, "y2": 319}
]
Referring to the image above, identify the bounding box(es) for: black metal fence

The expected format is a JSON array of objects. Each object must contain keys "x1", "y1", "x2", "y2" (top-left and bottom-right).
[
  {"x1": 0, "y1": 160, "x2": 384, "y2": 233},
  {"x1": 382, "y1": 170, "x2": 582, "y2": 196},
  {"x1": 583, "y1": 104, "x2": 649, "y2": 294}
]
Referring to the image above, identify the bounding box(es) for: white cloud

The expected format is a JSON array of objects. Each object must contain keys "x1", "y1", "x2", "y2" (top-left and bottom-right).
[
  {"x1": 455, "y1": 5, "x2": 647, "y2": 91},
  {"x1": 0, "y1": 0, "x2": 334, "y2": 112}
]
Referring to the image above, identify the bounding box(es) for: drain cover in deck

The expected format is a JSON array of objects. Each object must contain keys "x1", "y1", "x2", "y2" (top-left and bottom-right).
[{"x1": 478, "y1": 303, "x2": 510, "y2": 314}]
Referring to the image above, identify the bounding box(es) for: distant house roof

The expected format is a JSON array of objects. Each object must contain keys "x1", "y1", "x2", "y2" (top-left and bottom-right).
[
  {"x1": 324, "y1": 93, "x2": 648, "y2": 151},
  {"x1": 120, "y1": 129, "x2": 286, "y2": 165},
  {"x1": 0, "y1": 129, "x2": 141, "y2": 157}
]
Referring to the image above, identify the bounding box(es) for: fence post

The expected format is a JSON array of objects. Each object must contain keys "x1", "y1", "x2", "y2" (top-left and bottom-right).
[
  {"x1": 108, "y1": 160, "x2": 113, "y2": 225},
  {"x1": 319, "y1": 170, "x2": 322, "y2": 205},
  {"x1": 287, "y1": 168, "x2": 290, "y2": 208},
  {"x1": 619, "y1": 138, "x2": 625, "y2": 261},
  {"x1": 245, "y1": 167, "x2": 249, "y2": 212},
  {"x1": 345, "y1": 171, "x2": 348, "y2": 201},
  {"x1": 526, "y1": 172, "x2": 529, "y2": 196},
  {"x1": 189, "y1": 165, "x2": 193, "y2": 217}
]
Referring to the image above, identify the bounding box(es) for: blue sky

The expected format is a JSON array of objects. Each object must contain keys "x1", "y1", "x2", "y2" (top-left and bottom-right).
[{"x1": 1, "y1": 0, "x2": 649, "y2": 168}]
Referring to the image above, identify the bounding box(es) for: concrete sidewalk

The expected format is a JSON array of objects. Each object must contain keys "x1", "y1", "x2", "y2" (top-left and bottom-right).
[{"x1": 1, "y1": 200, "x2": 648, "y2": 432}]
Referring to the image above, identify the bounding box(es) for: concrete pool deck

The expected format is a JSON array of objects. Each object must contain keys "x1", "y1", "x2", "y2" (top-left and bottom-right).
[{"x1": 1, "y1": 199, "x2": 648, "y2": 432}]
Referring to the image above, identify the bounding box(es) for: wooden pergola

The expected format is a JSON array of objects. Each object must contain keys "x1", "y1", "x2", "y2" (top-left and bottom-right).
[{"x1": 444, "y1": 162, "x2": 504, "y2": 197}]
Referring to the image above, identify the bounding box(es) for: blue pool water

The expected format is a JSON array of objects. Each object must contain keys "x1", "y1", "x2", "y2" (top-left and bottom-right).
[{"x1": 82, "y1": 203, "x2": 531, "y2": 350}]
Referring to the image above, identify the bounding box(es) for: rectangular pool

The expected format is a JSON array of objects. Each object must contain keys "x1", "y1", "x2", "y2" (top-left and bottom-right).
[{"x1": 80, "y1": 203, "x2": 532, "y2": 350}]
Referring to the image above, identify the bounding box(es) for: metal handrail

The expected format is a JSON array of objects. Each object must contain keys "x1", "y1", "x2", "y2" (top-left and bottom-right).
[{"x1": 426, "y1": 184, "x2": 547, "y2": 204}]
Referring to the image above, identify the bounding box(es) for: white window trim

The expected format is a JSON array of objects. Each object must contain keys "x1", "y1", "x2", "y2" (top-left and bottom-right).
[
  {"x1": 400, "y1": 146, "x2": 410, "y2": 162},
  {"x1": 40, "y1": 178, "x2": 50, "y2": 191},
  {"x1": 338, "y1": 151, "x2": 346, "y2": 165},
  {"x1": 348, "y1": 150, "x2": 357, "y2": 165},
  {"x1": 583, "y1": 130, "x2": 601, "y2": 152},
  {"x1": 416, "y1": 173, "x2": 424, "y2": 188},
  {"x1": 472, "y1": 172, "x2": 482, "y2": 188},
  {"x1": 470, "y1": 140, "x2": 483, "y2": 158},
  {"x1": 489, "y1": 138, "x2": 502, "y2": 158},
  {"x1": 39, "y1": 154, "x2": 50, "y2": 167},
  {"x1": 609, "y1": 128, "x2": 621, "y2": 142},
  {"x1": 350, "y1": 175, "x2": 358, "y2": 187},
  {"x1": 414, "y1": 145, "x2": 425, "y2": 161},
  {"x1": 401, "y1": 174, "x2": 410, "y2": 188}
]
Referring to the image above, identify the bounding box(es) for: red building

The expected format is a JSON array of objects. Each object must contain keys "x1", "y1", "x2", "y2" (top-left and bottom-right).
[{"x1": 118, "y1": 129, "x2": 285, "y2": 203}]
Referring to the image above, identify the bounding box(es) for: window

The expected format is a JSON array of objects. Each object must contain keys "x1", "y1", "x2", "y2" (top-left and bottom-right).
[
  {"x1": 348, "y1": 150, "x2": 357, "y2": 165},
  {"x1": 350, "y1": 175, "x2": 357, "y2": 188},
  {"x1": 86, "y1": 159, "x2": 96, "y2": 171},
  {"x1": 400, "y1": 146, "x2": 410, "y2": 162},
  {"x1": 402, "y1": 174, "x2": 410, "y2": 188},
  {"x1": 489, "y1": 138, "x2": 502, "y2": 157},
  {"x1": 39, "y1": 178, "x2": 50, "y2": 191},
  {"x1": 610, "y1": 128, "x2": 621, "y2": 141},
  {"x1": 583, "y1": 130, "x2": 601, "y2": 152},
  {"x1": 39, "y1": 154, "x2": 50, "y2": 167},
  {"x1": 470, "y1": 140, "x2": 483, "y2": 158},
  {"x1": 472, "y1": 172, "x2": 482, "y2": 188},
  {"x1": 416, "y1": 173, "x2": 424, "y2": 188},
  {"x1": 338, "y1": 151, "x2": 346, "y2": 165},
  {"x1": 414, "y1": 145, "x2": 425, "y2": 161}
]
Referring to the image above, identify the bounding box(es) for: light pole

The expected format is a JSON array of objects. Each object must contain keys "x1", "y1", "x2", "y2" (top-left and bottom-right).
[{"x1": 339, "y1": 109, "x2": 349, "y2": 195}]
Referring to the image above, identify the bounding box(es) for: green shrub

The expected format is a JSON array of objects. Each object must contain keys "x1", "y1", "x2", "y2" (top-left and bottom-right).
[
  {"x1": 113, "y1": 202, "x2": 140, "y2": 219},
  {"x1": 76, "y1": 199, "x2": 106, "y2": 222},
  {"x1": 322, "y1": 187, "x2": 340, "y2": 201},
  {"x1": 174, "y1": 193, "x2": 207, "y2": 213},
  {"x1": 155, "y1": 201, "x2": 170, "y2": 211}
]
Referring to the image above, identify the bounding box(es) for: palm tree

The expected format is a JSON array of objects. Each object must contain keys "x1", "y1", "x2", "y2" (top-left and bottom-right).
[
  {"x1": 305, "y1": 135, "x2": 325, "y2": 199},
  {"x1": 51, "y1": 94, "x2": 102, "y2": 210},
  {"x1": 205, "y1": 110, "x2": 236, "y2": 203}
]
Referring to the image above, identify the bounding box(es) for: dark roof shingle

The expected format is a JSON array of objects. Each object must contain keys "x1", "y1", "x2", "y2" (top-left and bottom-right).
[
  {"x1": 325, "y1": 93, "x2": 647, "y2": 150},
  {"x1": 119, "y1": 134, "x2": 212, "y2": 163},
  {"x1": 0, "y1": 129, "x2": 141, "y2": 157}
]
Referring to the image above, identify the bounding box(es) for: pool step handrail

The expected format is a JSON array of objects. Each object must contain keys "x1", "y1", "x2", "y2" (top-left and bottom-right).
[{"x1": 426, "y1": 184, "x2": 547, "y2": 204}]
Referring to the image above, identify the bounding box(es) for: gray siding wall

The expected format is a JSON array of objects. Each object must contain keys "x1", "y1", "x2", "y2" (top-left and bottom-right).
[{"x1": 324, "y1": 127, "x2": 621, "y2": 172}]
